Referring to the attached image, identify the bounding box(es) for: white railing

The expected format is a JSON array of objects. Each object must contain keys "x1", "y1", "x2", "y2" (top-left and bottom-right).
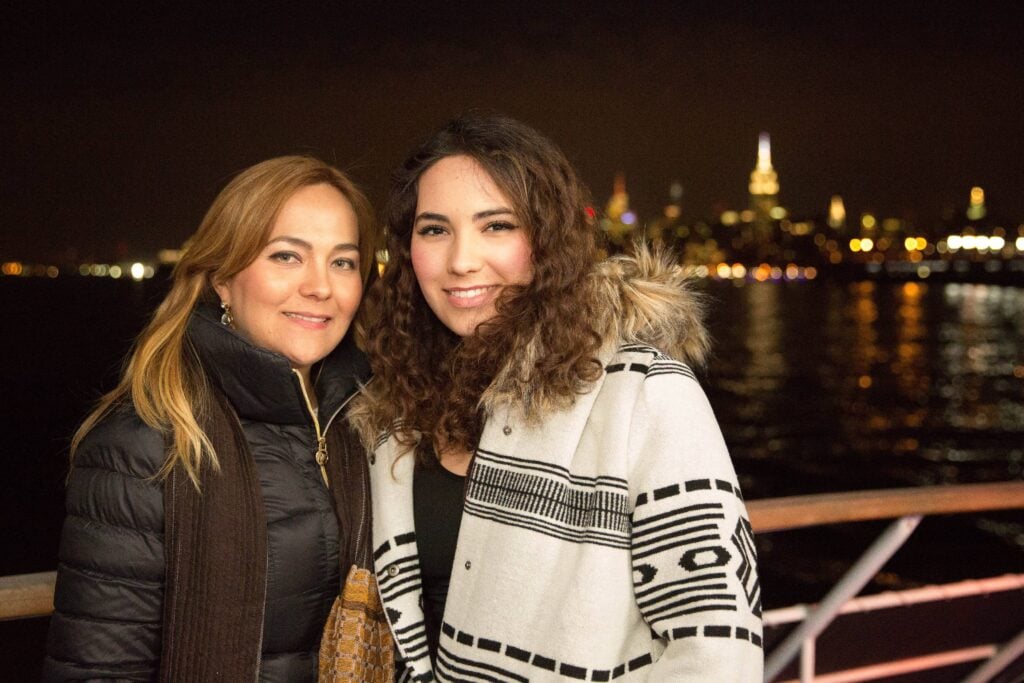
[
  {"x1": 746, "y1": 481, "x2": 1024, "y2": 682},
  {"x1": 4, "y1": 481, "x2": 1024, "y2": 680}
]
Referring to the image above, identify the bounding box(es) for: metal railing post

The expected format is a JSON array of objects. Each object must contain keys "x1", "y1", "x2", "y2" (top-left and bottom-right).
[
  {"x1": 960, "y1": 628, "x2": 1024, "y2": 683},
  {"x1": 764, "y1": 515, "x2": 923, "y2": 682},
  {"x1": 799, "y1": 636, "x2": 815, "y2": 683}
]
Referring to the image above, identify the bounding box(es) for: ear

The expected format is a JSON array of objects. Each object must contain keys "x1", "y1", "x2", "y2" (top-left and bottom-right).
[{"x1": 211, "y1": 275, "x2": 231, "y2": 305}]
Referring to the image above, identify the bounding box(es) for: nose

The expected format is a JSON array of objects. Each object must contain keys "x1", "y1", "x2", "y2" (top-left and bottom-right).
[
  {"x1": 448, "y1": 230, "x2": 483, "y2": 275},
  {"x1": 299, "y1": 263, "x2": 331, "y2": 299}
]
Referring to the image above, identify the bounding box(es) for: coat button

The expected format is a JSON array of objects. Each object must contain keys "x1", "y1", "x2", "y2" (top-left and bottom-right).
[
  {"x1": 502, "y1": 425, "x2": 512, "y2": 435},
  {"x1": 464, "y1": 560, "x2": 472, "y2": 570},
  {"x1": 387, "y1": 564, "x2": 400, "y2": 577}
]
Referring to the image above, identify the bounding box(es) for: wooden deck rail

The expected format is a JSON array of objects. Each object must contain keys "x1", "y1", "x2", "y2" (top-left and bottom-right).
[
  {"x1": 746, "y1": 480, "x2": 1024, "y2": 532},
  {"x1": 0, "y1": 570, "x2": 56, "y2": 622},
  {"x1": 3, "y1": 480, "x2": 1023, "y2": 621}
]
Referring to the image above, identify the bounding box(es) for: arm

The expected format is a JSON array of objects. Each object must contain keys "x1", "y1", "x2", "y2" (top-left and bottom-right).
[
  {"x1": 43, "y1": 411, "x2": 166, "y2": 681},
  {"x1": 627, "y1": 360, "x2": 763, "y2": 681}
]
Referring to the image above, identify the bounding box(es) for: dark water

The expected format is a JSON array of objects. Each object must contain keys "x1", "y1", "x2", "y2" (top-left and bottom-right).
[
  {"x1": 2, "y1": 276, "x2": 1022, "y2": 675},
  {"x1": 701, "y1": 279, "x2": 1024, "y2": 614}
]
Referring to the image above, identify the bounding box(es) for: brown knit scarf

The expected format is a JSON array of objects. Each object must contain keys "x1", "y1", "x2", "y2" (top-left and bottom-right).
[{"x1": 159, "y1": 390, "x2": 268, "y2": 681}]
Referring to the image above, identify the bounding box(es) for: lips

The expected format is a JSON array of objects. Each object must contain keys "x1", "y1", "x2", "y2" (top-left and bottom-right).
[
  {"x1": 283, "y1": 312, "x2": 332, "y2": 328},
  {"x1": 444, "y1": 285, "x2": 498, "y2": 308}
]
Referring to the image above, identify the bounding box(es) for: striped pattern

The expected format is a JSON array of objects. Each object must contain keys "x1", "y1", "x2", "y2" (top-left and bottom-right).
[
  {"x1": 434, "y1": 622, "x2": 653, "y2": 682},
  {"x1": 607, "y1": 344, "x2": 697, "y2": 381},
  {"x1": 465, "y1": 449, "x2": 631, "y2": 549},
  {"x1": 375, "y1": 534, "x2": 429, "y2": 664},
  {"x1": 631, "y1": 479, "x2": 760, "y2": 649},
  {"x1": 732, "y1": 516, "x2": 762, "y2": 616}
]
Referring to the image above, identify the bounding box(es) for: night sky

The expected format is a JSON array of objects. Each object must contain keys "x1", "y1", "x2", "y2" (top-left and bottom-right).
[{"x1": 4, "y1": 1, "x2": 1023, "y2": 262}]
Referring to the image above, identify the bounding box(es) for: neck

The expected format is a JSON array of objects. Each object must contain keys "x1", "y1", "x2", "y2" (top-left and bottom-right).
[{"x1": 438, "y1": 447, "x2": 472, "y2": 476}]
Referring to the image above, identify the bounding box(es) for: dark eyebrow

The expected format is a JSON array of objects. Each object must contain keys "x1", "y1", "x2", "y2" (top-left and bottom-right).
[
  {"x1": 473, "y1": 208, "x2": 515, "y2": 220},
  {"x1": 414, "y1": 208, "x2": 515, "y2": 223},
  {"x1": 267, "y1": 236, "x2": 358, "y2": 252}
]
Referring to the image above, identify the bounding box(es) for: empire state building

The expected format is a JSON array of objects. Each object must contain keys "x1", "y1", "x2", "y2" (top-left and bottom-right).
[{"x1": 749, "y1": 132, "x2": 779, "y2": 247}]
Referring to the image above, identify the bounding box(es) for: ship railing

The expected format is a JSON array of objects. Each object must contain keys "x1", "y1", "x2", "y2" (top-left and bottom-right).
[
  {"x1": 749, "y1": 480, "x2": 1024, "y2": 683},
  {"x1": 3, "y1": 481, "x2": 1023, "y2": 680}
]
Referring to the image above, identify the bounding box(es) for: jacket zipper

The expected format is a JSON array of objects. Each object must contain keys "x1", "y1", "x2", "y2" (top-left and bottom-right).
[
  {"x1": 293, "y1": 371, "x2": 371, "y2": 489},
  {"x1": 293, "y1": 369, "x2": 330, "y2": 486}
]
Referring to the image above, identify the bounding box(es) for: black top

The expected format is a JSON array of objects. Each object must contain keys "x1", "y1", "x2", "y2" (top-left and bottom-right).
[{"x1": 413, "y1": 457, "x2": 466, "y2": 663}]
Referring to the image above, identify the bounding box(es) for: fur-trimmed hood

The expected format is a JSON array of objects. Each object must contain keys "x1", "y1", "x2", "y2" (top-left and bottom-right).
[{"x1": 481, "y1": 247, "x2": 709, "y2": 415}]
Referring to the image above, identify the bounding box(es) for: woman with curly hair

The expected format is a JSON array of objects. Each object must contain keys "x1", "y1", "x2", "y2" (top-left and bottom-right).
[{"x1": 354, "y1": 115, "x2": 763, "y2": 681}]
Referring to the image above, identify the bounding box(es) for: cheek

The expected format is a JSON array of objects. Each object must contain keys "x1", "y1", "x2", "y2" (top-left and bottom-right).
[
  {"x1": 334, "y1": 279, "x2": 363, "y2": 312},
  {"x1": 410, "y1": 242, "x2": 437, "y2": 288},
  {"x1": 503, "y1": 236, "x2": 534, "y2": 283}
]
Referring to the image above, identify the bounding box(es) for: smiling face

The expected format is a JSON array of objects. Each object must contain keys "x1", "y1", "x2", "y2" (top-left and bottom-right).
[
  {"x1": 410, "y1": 155, "x2": 534, "y2": 338},
  {"x1": 214, "y1": 182, "x2": 362, "y2": 384}
]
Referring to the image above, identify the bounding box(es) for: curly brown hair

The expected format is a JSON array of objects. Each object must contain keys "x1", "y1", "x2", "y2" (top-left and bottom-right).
[{"x1": 358, "y1": 114, "x2": 606, "y2": 458}]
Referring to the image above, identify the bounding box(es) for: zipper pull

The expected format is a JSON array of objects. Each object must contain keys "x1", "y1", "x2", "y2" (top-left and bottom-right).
[{"x1": 316, "y1": 436, "x2": 329, "y2": 487}]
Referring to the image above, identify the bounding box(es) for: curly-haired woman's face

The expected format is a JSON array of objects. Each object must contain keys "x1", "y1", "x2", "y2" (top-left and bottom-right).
[{"x1": 411, "y1": 155, "x2": 533, "y2": 337}]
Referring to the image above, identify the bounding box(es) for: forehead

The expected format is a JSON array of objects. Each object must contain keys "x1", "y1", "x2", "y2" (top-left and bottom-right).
[
  {"x1": 416, "y1": 155, "x2": 511, "y2": 209},
  {"x1": 270, "y1": 183, "x2": 359, "y2": 237}
]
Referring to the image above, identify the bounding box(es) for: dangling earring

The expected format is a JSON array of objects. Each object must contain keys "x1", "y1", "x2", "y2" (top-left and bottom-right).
[{"x1": 220, "y1": 302, "x2": 234, "y2": 328}]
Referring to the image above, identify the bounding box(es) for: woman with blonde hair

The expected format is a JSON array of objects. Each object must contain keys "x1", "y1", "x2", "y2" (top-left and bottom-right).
[
  {"x1": 354, "y1": 115, "x2": 763, "y2": 681},
  {"x1": 44, "y1": 156, "x2": 390, "y2": 681}
]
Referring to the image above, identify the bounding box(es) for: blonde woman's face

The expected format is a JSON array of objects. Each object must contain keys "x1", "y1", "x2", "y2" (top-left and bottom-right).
[
  {"x1": 410, "y1": 155, "x2": 533, "y2": 337},
  {"x1": 215, "y1": 183, "x2": 362, "y2": 384}
]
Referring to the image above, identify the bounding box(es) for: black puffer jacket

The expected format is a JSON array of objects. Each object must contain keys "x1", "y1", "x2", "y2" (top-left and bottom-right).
[{"x1": 43, "y1": 303, "x2": 371, "y2": 681}]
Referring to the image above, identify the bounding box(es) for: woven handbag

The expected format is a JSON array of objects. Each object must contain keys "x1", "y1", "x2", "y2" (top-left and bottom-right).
[{"x1": 318, "y1": 565, "x2": 395, "y2": 682}]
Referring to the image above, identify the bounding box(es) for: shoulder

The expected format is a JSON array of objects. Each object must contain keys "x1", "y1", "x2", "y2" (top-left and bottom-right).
[
  {"x1": 62, "y1": 404, "x2": 166, "y2": 551},
  {"x1": 73, "y1": 402, "x2": 168, "y2": 480},
  {"x1": 604, "y1": 342, "x2": 699, "y2": 384}
]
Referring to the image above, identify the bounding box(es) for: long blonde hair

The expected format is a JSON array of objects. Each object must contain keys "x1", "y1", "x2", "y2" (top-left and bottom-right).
[{"x1": 72, "y1": 156, "x2": 376, "y2": 488}]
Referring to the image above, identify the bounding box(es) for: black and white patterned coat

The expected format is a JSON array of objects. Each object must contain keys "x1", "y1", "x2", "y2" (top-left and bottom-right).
[{"x1": 368, "y1": 251, "x2": 763, "y2": 682}]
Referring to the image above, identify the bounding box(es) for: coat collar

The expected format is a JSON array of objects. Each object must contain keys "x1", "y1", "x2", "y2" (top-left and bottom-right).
[{"x1": 186, "y1": 302, "x2": 370, "y2": 426}]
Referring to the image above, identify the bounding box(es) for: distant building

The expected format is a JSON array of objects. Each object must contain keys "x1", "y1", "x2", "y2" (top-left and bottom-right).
[
  {"x1": 966, "y1": 186, "x2": 986, "y2": 221},
  {"x1": 828, "y1": 195, "x2": 847, "y2": 232},
  {"x1": 600, "y1": 172, "x2": 636, "y2": 248},
  {"x1": 748, "y1": 132, "x2": 780, "y2": 256}
]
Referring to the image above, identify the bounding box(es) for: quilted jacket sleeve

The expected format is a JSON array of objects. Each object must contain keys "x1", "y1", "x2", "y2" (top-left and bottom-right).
[
  {"x1": 42, "y1": 408, "x2": 166, "y2": 681},
  {"x1": 626, "y1": 359, "x2": 763, "y2": 681}
]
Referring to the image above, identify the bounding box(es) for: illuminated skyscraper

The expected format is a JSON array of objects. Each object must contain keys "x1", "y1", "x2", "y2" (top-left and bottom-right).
[
  {"x1": 828, "y1": 195, "x2": 847, "y2": 231},
  {"x1": 601, "y1": 172, "x2": 635, "y2": 247},
  {"x1": 606, "y1": 172, "x2": 630, "y2": 221},
  {"x1": 748, "y1": 132, "x2": 779, "y2": 252},
  {"x1": 966, "y1": 186, "x2": 986, "y2": 221}
]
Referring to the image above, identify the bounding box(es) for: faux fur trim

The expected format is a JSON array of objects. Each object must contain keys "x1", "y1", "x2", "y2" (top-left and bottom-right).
[{"x1": 481, "y1": 246, "x2": 709, "y2": 416}]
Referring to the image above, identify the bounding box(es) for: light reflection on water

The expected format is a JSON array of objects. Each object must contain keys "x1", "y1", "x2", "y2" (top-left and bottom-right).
[
  {"x1": 703, "y1": 280, "x2": 1024, "y2": 604},
  {"x1": 707, "y1": 280, "x2": 1024, "y2": 488}
]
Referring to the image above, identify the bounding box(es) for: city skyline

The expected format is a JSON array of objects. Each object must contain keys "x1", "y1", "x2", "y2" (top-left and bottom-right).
[{"x1": 4, "y1": 2, "x2": 1024, "y2": 261}]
